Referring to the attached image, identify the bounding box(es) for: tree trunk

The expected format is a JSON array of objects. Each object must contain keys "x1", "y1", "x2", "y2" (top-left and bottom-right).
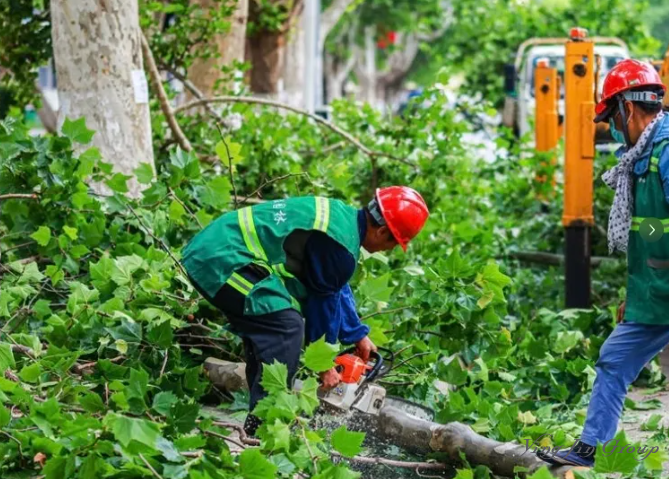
[
  {"x1": 354, "y1": 26, "x2": 377, "y2": 106},
  {"x1": 280, "y1": 12, "x2": 305, "y2": 108},
  {"x1": 246, "y1": 0, "x2": 303, "y2": 96},
  {"x1": 51, "y1": 0, "x2": 154, "y2": 198},
  {"x1": 203, "y1": 358, "x2": 581, "y2": 479},
  {"x1": 187, "y1": 0, "x2": 248, "y2": 99}
]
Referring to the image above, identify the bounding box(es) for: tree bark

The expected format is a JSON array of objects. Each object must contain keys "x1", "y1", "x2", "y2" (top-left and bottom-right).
[
  {"x1": 280, "y1": 11, "x2": 305, "y2": 108},
  {"x1": 246, "y1": 1, "x2": 303, "y2": 95},
  {"x1": 51, "y1": 0, "x2": 154, "y2": 198},
  {"x1": 203, "y1": 358, "x2": 581, "y2": 479},
  {"x1": 187, "y1": 0, "x2": 248, "y2": 100}
]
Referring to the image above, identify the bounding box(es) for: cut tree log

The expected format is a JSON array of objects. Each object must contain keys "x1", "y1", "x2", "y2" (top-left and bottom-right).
[{"x1": 203, "y1": 358, "x2": 580, "y2": 478}]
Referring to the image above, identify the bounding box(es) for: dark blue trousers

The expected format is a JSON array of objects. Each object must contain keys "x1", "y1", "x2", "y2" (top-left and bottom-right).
[{"x1": 187, "y1": 266, "x2": 304, "y2": 432}]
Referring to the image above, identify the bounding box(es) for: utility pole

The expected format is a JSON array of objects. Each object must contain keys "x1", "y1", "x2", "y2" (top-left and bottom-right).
[{"x1": 563, "y1": 27, "x2": 595, "y2": 308}]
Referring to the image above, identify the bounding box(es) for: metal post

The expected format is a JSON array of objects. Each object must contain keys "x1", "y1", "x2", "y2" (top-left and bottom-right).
[
  {"x1": 563, "y1": 27, "x2": 595, "y2": 308},
  {"x1": 304, "y1": 0, "x2": 318, "y2": 114},
  {"x1": 534, "y1": 58, "x2": 559, "y2": 193}
]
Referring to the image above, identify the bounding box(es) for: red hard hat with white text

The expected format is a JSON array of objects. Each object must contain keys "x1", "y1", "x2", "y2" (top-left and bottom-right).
[
  {"x1": 594, "y1": 59, "x2": 666, "y2": 123},
  {"x1": 375, "y1": 186, "x2": 429, "y2": 251}
]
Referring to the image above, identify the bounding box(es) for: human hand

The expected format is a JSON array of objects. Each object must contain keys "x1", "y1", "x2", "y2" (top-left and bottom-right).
[
  {"x1": 354, "y1": 336, "x2": 377, "y2": 363},
  {"x1": 616, "y1": 300, "x2": 626, "y2": 323},
  {"x1": 319, "y1": 367, "x2": 342, "y2": 390}
]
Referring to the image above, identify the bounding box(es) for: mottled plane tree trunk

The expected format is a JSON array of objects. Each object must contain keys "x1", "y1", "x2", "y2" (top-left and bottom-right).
[{"x1": 51, "y1": 0, "x2": 154, "y2": 198}]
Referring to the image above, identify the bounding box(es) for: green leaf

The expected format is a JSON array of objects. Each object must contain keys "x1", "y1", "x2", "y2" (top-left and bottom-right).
[
  {"x1": 298, "y1": 377, "x2": 320, "y2": 415},
  {"x1": 526, "y1": 467, "x2": 554, "y2": 479},
  {"x1": 63, "y1": 225, "x2": 78, "y2": 240},
  {"x1": 0, "y1": 405, "x2": 10, "y2": 427},
  {"x1": 640, "y1": 413, "x2": 663, "y2": 431},
  {"x1": 199, "y1": 176, "x2": 231, "y2": 209},
  {"x1": 153, "y1": 392, "x2": 179, "y2": 416},
  {"x1": 260, "y1": 360, "x2": 288, "y2": 395},
  {"x1": 267, "y1": 419, "x2": 291, "y2": 451},
  {"x1": 44, "y1": 455, "x2": 76, "y2": 479},
  {"x1": 134, "y1": 162, "x2": 155, "y2": 184},
  {"x1": 106, "y1": 173, "x2": 131, "y2": 193},
  {"x1": 111, "y1": 254, "x2": 144, "y2": 286},
  {"x1": 594, "y1": 431, "x2": 639, "y2": 474},
  {"x1": 76, "y1": 147, "x2": 101, "y2": 177},
  {"x1": 147, "y1": 321, "x2": 174, "y2": 349},
  {"x1": 168, "y1": 402, "x2": 199, "y2": 433},
  {"x1": 169, "y1": 199, "x2": 186, "y2": 223},
  {"x1": 359, "y1": 273, "x2": 394, "y2": 303},
  {"x1": 304, "y1": 336, "x2": 339, "y2": 373},
  {"x1": 127, "y1": 368, "x2": 149, "y2": 412},
  {"x1": 31, "y1": 226, "x2": 51, "y2": 246},
  {"x1": 438, "y1": 357, "x2": 468, "y2": 386},
  {"x1": 312, "y1": 464, "x2": 361, "y2": 479},
  {"x1": 80, "y1": 392, "x2": 105, "y2": 413},
  {"x1": 106, "y1": 413, "x2": 160, "y2": 449},
  {"x1": 215, "y1": 138, "x2": 244, "y2": 165},
  {"x1": 62, "y1": 117, "x2": 95, "y2": 144},
  {"x1": 331, "y1": 425, "x2": 365, "y2": 458},
  {"x1": 239, "y1": 448, "x2": 278, "y2": 479},
  {"x1": 453, "y1": 469, "x2": 474, "y2": 479},
  {"x1": 553, "y1": 331, "x2": 584, "y2": 354},
  {"x1": 19, "y1": 363, "x2": 41, "y2": 383},
  {"x1": 643, "y1": 445, "x2": 668, "y2": 471},
  {"x1": 0, "y1": 344, "x2": 16, "y2": 372}
]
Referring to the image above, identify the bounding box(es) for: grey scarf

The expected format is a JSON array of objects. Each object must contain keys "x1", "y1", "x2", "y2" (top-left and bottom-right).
[{"x1": 602, "y1": 111, "x2": 665, "y2": 253}]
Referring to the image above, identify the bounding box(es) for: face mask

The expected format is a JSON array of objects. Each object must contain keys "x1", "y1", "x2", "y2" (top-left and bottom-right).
[{"x1": 609, "y1": 118, "x2": 625, "y2": 144}]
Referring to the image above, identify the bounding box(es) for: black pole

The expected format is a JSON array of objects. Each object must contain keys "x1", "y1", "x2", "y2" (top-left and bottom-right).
[{"x1": 565, "y1": 223, "x2": 591, "y2": 308}]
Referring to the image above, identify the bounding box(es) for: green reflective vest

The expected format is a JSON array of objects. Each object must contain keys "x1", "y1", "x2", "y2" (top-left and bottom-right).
[
  {"x1": 181, "y1": 196, "x2": 361, "y2": 316},
  {"x1": 625, "y1": 139, "x2": 669, "y2": 325}
]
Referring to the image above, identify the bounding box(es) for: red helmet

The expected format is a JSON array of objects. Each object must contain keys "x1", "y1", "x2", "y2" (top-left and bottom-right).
[
  {"x1": 594, "y1": 59, "x2": 666, "y2": 123},
  {"x1": 375, "y1": 186, "x2": 429, "y2": 251}
]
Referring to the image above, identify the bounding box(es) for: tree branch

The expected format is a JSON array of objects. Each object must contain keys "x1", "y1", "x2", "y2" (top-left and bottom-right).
[
  {"x1": 140, "y1": 32, "x2": 193, "y2": 153},
  {"x1": 332, "y1": 452, "x2": 448, "y2": 472},
  {"x1": 319, "y1": 0, "x2": 357, "y2": 52},
  {"x1": 139, "y1": 454, "x2": 164, "y2": 479},
  {"x1": 174, "y1": 96, "x2": 415, "y2": 167},
  {"x1": 0, "y1": 194, "x2": 38, "y2": 201}
]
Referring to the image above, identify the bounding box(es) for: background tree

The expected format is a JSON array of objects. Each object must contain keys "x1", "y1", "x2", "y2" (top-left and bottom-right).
[
  {"x1": 186, "y1": 0, "x2": 249, "y2": 99},
  {"x1": 51, "y1": 0, "x2": 155, "y2": 198}
]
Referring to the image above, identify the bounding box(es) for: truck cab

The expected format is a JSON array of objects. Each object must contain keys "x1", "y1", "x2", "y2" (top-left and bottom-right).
[{"x1": 505, "y1": 37, "x2": 629, "y2": 150}]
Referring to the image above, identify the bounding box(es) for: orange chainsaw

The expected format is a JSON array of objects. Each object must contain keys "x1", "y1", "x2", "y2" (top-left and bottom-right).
[{"x1": 318, "y1": 348, "x2": 392, "y2": 416}]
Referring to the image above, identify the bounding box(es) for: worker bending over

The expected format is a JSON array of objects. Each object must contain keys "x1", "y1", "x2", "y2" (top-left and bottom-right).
[
  {"x1": 181, "y1": 187, "x2": 429, "y2": 436},
  {"x1": 539, "y1": 59, "x2": 669, "y2": 467}
]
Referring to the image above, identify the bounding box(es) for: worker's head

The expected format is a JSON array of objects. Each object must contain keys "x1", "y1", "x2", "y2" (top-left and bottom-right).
[
  {"x1": 594, "y1": 59, "x2": 666, "y2": 147},
  {"x1": 362, "y1": 186, "x2": 429, "y2": 253}
]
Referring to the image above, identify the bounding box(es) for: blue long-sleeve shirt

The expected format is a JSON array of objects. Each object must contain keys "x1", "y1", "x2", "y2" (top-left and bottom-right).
[{"x1": 301, "y1": 209, "x2": 369, "y2": 345}]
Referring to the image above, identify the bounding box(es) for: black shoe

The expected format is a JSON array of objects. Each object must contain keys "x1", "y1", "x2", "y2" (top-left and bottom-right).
[
  {"x1": 536, "y1": 440, "x2": 595, "y2": 467},
  {"x1": 243, "y1": 413, "x2": 262, "y2": 438}
]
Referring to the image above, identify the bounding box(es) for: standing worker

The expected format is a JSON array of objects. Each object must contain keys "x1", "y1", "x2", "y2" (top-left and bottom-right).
[
  {"x1": 182, "y1": 187, "x2": 429, "y2": 436},
  {"x1": 539, "y1": 59, "x2": 669, "y2": 467}
]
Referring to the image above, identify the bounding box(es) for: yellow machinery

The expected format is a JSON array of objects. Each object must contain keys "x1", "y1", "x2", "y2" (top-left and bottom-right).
[
  {"x1": 534, "y1": 58, "x2": 560, "y2": 191},
  {"x1": 652, "y1": 43, "x2": 669, "y2": 108},
  {"x1": 562, "y1": 27, "x2": 596, "y2": 308}
]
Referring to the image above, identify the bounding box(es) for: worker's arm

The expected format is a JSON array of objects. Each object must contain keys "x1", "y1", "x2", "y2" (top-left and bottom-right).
[{"x1": 301, "y1": 232, "x2": 368, "y2": 345}]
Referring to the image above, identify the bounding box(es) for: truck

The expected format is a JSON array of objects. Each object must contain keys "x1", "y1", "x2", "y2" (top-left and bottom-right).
[{"x1": 502, "y1": 36, "x2": 630, "y2": 147}]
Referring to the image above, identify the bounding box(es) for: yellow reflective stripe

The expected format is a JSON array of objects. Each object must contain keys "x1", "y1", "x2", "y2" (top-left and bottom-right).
[
  {"x1": 313, "y1": 197, "x2": 330, "y2": 232},
  {"x1": 651, "y1": 157, "x2": 660, "y2": 166},
  {"x1": 238, "y1": 208, "x2": 268, "y2": 262},
  {"x1": 227, "y1": 273, "x2": 253, "y2": 295},
  {"x1": 650, "y1": 165, "x2": 658, "y2": 172},
  {"x1": 631, "y1": 225, "x2": 640, "y2": 231},
  {"x1": 662, "y1": 219, "x2": 669, "y2": 225},
  {"x1": 273, "y1": 263, "x2": 294, "y2": 278}
]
